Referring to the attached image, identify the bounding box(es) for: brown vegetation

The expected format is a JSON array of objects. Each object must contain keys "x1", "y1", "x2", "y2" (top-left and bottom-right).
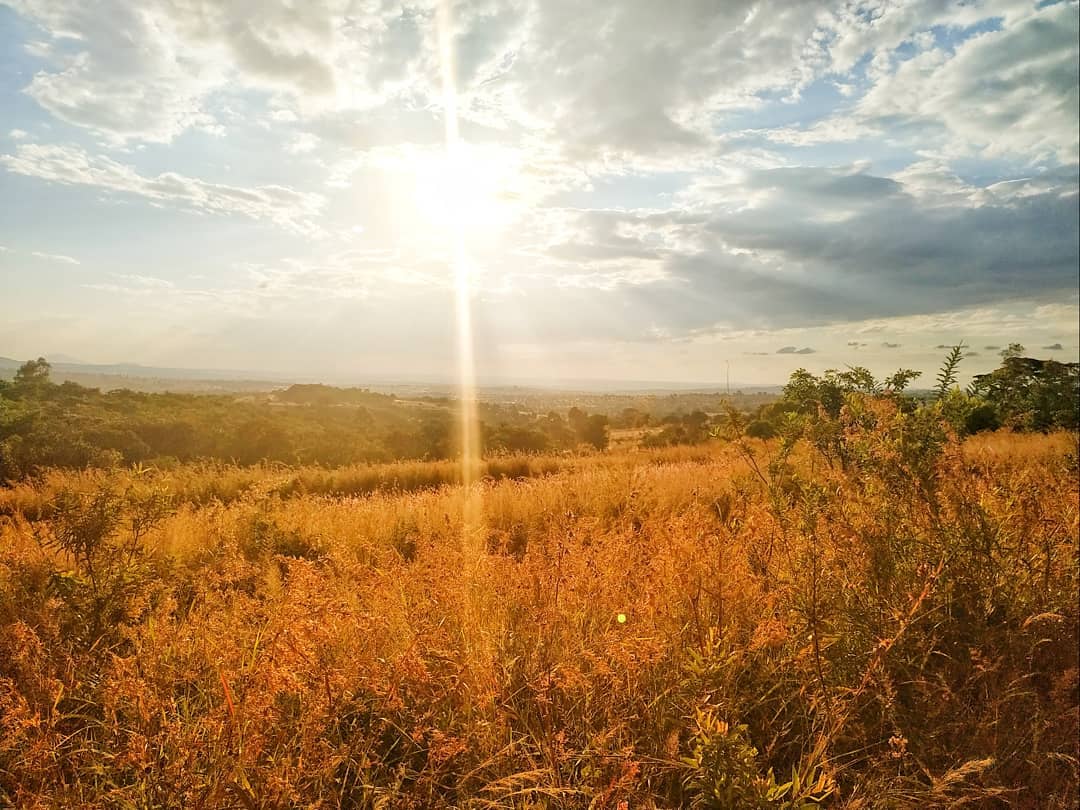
[{"x1": 0, "y1": 421, "x2": 1077, "y2": 807}]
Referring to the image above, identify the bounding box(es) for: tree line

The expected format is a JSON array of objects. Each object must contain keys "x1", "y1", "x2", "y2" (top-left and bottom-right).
[
  {"x1": 0, "y1": 361, "x2": 622, "y2": 481},
  {"x1": 2, "y1": 346, "x2": 1074, "y2": 481},
  {"x1": 742, "y1": 343, "x2": 1078, "y2": 440}
]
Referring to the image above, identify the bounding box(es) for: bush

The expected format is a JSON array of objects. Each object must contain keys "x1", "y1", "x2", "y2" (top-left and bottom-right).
[
  {"x1": 38, "y1": 484, "x2": 172, "y2": 648},
  {"x1": 964, "y1": 403, "x2": 1000, "y2": 434},
  {"x1": 744, "y1": 420, "x2": 777, "y2": 440}
]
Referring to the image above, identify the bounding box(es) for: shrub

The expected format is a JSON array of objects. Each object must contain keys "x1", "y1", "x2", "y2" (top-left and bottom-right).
[
  {"x1": 744, "y1": 420, "x2": 777, "y2": 440},
  {"x1": 37, "y1": 484, "x2": 171, "y2": 648}
]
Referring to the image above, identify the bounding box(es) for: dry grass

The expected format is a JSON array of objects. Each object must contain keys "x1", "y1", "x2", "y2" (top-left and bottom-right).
[
  {"x1": 0, "y1": 444, "x2": 719, "y2": 522},
  {"x1": 0, "y1": 429, "x2": 1076, "y2": 808}
]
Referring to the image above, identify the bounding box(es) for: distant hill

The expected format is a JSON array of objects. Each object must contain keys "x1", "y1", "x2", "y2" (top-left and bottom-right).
[
  {"x1": 0, "y1": 357, "x2": 292, "y2": 381},
  {"x1": 0, "y1": 355, "x2": 784, "y2": 395}
]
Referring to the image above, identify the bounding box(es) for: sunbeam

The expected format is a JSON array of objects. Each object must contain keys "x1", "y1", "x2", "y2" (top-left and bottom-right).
[
  {"x1": 436, "y1": 0, "x2": 481, "y2": 492},
  {"x1": 436, "y1": 2, "x2": 490, "y2": 684}
]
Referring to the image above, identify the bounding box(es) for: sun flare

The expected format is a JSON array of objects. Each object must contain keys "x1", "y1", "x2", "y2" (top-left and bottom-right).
[{"x1": 412, "y1": 144, "x2": 518, "y2": 237}]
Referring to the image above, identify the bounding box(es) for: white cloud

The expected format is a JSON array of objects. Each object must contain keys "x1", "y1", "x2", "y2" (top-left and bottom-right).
[
  {"x1": 9, "y1": 0, "x2": 1076, "y2": 173},
  {"x1": 821, "y1": 0, "x2": 1029, "y2": 76},
  {"x1": 7, "y1": 0, "x2": 426, "y2": 143},
  {"x1": 270, "y1": 109, "x2": 299, "y2": 123},
  {"x1": 857, "y1": 1, "x2": 1079, "y2": 163},
  {"x1": 3, "y1": 0, "x2": 1078, "y2": 378},
  {"x1": 30, "y1": 251, "x2": 80, "y2": 265},
  {"x1": 285, "y1": 132, "x2": 320, "y2": 155},
  {"x1": 759, "y1": 116, "x2": 880, "y2": 147},
  {"x1": 1, "y1": 143, "x2": 326, "y2": 235},
  {"x1": 84, "y1": 273, "x2": 175, "y2": 295}
]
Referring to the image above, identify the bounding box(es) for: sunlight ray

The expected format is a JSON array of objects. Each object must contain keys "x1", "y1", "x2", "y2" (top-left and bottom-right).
[
  {"x1": 436, "y1": 0, "x2": 481, "y2": 492},
  {"x1": 436, "y1": 0, "x2": 491, "y2": 690}
]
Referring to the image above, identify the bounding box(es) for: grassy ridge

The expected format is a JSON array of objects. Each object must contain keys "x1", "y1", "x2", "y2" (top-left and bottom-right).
[{"x1": 0, "y1": 431, "x2": 1077, "y2": 807}]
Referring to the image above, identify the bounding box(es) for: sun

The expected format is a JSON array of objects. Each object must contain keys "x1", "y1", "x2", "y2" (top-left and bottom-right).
[{"x1": 412, "y1": 143, "x2": 519, "y2": 238}]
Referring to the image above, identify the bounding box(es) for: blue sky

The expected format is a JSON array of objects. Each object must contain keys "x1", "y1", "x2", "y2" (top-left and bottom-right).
[{"x1": 1, "y1": 0, "x2": 1077, "y2": 384}]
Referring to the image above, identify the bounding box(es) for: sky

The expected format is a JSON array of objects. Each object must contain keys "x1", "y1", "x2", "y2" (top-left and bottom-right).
[{"x1": 0, "y1": 0, "x2": 1077, "y2": 386}]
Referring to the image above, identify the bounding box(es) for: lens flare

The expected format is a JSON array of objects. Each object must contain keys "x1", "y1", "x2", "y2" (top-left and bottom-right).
[
  {"x1": 436, "y1": 0, "x2": 493, "y2": 693},
  {"x1": 437, "y1": 0, "x2": 483, "y2": 563}
]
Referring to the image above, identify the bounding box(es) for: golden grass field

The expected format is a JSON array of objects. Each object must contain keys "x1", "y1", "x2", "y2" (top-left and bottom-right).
[{"x1": 0, "y1": 430, "x2": 1077, "y2": 808}]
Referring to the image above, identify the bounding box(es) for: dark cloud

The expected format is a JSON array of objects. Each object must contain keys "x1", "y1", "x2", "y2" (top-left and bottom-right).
[
  {"x1": 1043, "y1": 343, "x2": 1064, "y2": 350},
  {"x1": 534, "y1": 164, "x2": 1080, "y2": 337},
  {"x1": 740, "y1": 166, "x2": 905, "y2": 204},
  {"x1": 984, "y1": 345, "x2": 1001, "y2": 350},
  {"x1": 882, "y1": 342, "x2": 901, "y2": 348},
  {"x1": 695, "y1": 166, "x2": 1080, "y2": 323},
  {"x1": 777, "y1": 346, "x2": 815, "y2": 355}
]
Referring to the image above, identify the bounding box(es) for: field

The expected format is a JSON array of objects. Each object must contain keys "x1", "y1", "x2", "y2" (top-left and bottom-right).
[{"x1": 0, "y1": 421, "x2": 1077, "y2": 808}]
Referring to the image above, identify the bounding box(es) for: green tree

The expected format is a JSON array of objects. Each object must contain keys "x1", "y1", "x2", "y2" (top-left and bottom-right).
[
  {"x1": 7, "y1": 357, "x2": 55, "y2": 400},
  {"x1": 971, "y1": 354, "x2": 1079, "y2": 431},
  {"x1": 782, "y1": 369, "x2": 846, "y2": 418},
  {"x1": 999, "y1": 343, "x2": 1025, "y2": 360},
  {"x1": 883, "y1": 368, "x2": 921, "y2": 393},
  {"x1": 15, "y1": 357, "x2": 52, "y2": 386},
  {"x1": 579, "y1": 413, "x2": 610, "y2": 450}
]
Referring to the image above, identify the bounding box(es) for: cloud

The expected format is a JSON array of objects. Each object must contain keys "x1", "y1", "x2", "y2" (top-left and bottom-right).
[
  {"x1": 497, "y1": 1, "x2": 827, "y2": 160},
  {"x1": 84, "y1": 273, "x2": 176, "y2": 295},
  {"x1": 0, "y1": 245, "x2": 80, "y2": 264},
  {"x1": 10, "y1": 1, "x2": 221, "y2": 143},
  {"x1": 524, "y1": 163, "x2": 1080, "y2": 335},
  {"x1": 8, "y1": 0, "x2": 1076, "y2": 175},
  {"x1": 984, "y1": 345, "x2": 1001, "y2": 350},
  {"x1": 285, "y1": 133, "x2": 321, "y2": 155},
  {"x1": 855, "y1": 2, "x2": 1079, "y2": 163},
  {"x1": 0, "y1": 0, "x2": 914, "y2": 162},
  {"x1": 3, "y1": 0, "x2": 1078, "y2": 370},
  {"x1": 1, "y1": 143, "x2": 325, "y2": 235},
  {"x1": 687, "y1": 166, "x2": 1079, "y2": 317},
  {"x1": 5, "y1": 0, "x2": 408, "y2": 142},
  {"x1": 777, "y1": 345, "x2": 815, "y2": 355},
  {"x1": 822, "y1": 0, "x2": 1025, "y2": 76},
  {"x1": 30, "y1": 251, "x2": 80, "y2": 265},
  {"x1": 1042, "y1": 343, "x2": 1064, "y2": 351}
]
